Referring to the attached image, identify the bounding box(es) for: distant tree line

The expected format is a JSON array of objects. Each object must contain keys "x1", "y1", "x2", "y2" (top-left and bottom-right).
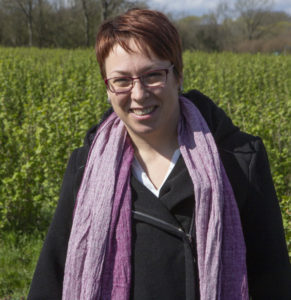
[
  {"x1": 0, "y1": 0, "x2": 147, "y2": 48},
  {"x1": 0, "y1": 0, "x2": 290, "y2": 53},
  {"x1": 174, "y1": 0, "x2": 291, "y2": 53}
]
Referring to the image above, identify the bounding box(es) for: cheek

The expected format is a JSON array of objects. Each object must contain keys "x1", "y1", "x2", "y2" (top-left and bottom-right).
[
  {"x1": 167, "y1": 82, "x2": 180, "y2": 98},
  {"x1": 110, "y1": 95, "x2": 130, "y2": 113},
  {"x1": 169, "y1": 76, "x2": 180, "y2": 92}
]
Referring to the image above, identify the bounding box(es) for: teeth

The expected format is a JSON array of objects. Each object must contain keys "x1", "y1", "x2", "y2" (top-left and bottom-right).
[{"x1": 132, "y1": 106, "x2": 155, "y2": 116}]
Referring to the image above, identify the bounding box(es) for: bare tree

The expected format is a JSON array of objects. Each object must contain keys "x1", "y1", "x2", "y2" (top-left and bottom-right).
[
  {"x1": 36, "y1": 0, "x2": 45, "y2": 47},
  {"x1": 1, "y1": 0, "x2": 37, "y2": 46},
  {"x1": 175, "y1": 16, "x2": 201, "y2": 50},
  {"x1": 100, "y1": 0, "x2": 108, "y2": 21},
  {"x1": 70, "y1": 0, "x2": 98, "y2": 47},
  {"x1": 80, "y1": 0, "x2": 90, "y2": 46},
  {"x1": 209, "y1": 1, "x2": 238, "y2": 50},
  {"x1": 235, "y1": 0, "x2": 273, "y2": 40},
  {"x1": 15, "y1": 0, "x2": 35, "y2": 46},
  {"x1": 100, "y1": 0, "x2": 146, "y2": 22},
  {"x1": 214, "y1": 1, "x2": 231, "y2": 24}
]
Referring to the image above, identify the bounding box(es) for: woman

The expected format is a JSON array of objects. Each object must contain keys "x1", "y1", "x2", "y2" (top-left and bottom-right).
[{"x1": 28, "y1": 8, "x2": 291, "y2": 300}]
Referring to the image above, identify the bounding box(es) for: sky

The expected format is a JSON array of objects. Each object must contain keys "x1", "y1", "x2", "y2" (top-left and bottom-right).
[{"x1": 147, "y1": 0, "x2": 291, "y2": 17}]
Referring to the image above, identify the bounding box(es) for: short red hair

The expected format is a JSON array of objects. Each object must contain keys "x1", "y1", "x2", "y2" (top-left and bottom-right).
[{"x1": 95, "y1": 8, "x2": 183, "y2": 80}]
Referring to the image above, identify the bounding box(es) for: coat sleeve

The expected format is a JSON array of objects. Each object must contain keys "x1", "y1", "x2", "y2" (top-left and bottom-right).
[
  {"x1": 28, "y1": 148, "x2": 85, "y2": 300},
  {"x1": 244, "y1": 138, "x2": 291, "y2": 299}
]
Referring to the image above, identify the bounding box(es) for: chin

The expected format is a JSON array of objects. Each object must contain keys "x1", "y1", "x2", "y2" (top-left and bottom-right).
[{"x1": 126, "y1": 124, "x2": 158, "y2": 138}]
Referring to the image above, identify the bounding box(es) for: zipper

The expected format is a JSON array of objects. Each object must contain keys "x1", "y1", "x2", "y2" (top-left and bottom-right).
[
  {"x1": 132, "y1": 209, "x2": 198, "y2": 299},
  {"x1": 132, "y1": 210, "x2": 184, "y2": 234},
  {"x1": 132, "y1": 210, "x2": 196, "y2": 263}
]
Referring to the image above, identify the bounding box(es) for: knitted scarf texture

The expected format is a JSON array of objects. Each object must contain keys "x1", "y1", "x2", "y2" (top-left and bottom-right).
[{"x1": 62, "y1": 96, "x2": 248, "y2": 300}]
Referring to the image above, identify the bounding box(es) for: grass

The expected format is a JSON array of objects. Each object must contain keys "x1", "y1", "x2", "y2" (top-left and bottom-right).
[{"x1": 0, "y1": 231, "x2": 44, "y2": 299}]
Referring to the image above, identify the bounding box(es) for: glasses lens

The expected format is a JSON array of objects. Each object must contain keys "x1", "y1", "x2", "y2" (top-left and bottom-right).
[
  {"x1": 143, "y1": 70, "x2": 166, "y2": 87},
  {"x1": 108, "y1": 77, "x2": 131, "y2": 93},
  {"x1": 106, "y1": 68, "x2": 169, "y2": 94}
]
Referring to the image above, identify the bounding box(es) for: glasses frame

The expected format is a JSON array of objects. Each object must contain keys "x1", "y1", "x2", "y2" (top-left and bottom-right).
[{"x1": 104, "y1": 64, "x2": 174, "y2": 95}]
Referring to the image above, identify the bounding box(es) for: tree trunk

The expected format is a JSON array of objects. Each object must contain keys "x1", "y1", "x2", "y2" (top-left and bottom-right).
[
  {"x1": 27, "y1": 0, "x2": 33, "y2": 46},
  {"x1": 101, "y1": 0, "x2": 108, "y2": 22},
  {"x1": 37, "y1": 0, "x2": 44, "y2": 47},
  {"x1": 81, "y1": 0, "x2": 89, "y2": 46},
  {"x1": 15, "y1": 0, "x2": 34, "y2": 46},
  {"x1": 28, "y1": 18, "x2": 33, "y2": 46}
]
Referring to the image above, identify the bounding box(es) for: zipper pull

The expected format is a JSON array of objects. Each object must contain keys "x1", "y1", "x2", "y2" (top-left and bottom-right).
[{"x1": 186, "y1": 233, "x2": 192, "y2": 243}]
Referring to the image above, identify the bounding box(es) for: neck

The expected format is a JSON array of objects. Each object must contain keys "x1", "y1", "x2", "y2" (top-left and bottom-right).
[{"x1": 128, "y1": 124, "x2": 179, "y2": 161}]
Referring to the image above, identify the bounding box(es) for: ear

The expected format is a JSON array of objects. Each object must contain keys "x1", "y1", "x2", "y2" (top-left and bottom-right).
[{"x1": 180, "y1": 76, "x2": 184, "y2": 89}]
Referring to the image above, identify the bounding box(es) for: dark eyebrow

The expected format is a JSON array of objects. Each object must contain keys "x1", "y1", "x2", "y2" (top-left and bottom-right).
[{"x1": 110, "y1": 70, "x2": 131, "y2": 76}]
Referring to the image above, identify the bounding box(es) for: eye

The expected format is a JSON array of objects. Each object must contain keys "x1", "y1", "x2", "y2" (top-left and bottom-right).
[
  {"x1": 112, "y1": 77, "x2": 131, "y2": 87},
  {"x1": 144, "y1": 70, "x2": 165, "y2": 84},
  {"x1": 146, "y1": 71, "x2": 163, "y2": 78}
]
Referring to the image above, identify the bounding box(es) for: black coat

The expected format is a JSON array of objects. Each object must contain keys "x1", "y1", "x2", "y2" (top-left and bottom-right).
[{"x1": 28, "y1": 90, "x2": 291, "y2": 300}]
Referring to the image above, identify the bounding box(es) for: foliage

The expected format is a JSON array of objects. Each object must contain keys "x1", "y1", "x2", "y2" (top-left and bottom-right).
[
  {"x1": 0, "y1": 48, "x2": 290, "y2": 243},
  {"x1": 0, "y1": 0, "x2": 290, "y2": 53},
  {"x1": 174, "y1": 10, "x2": 291, "y2": 53},
  {"x1": 0, "y1": 231, "x2": 44, "y2": 299},
  {"x1": 183, "y1": 51, "x2": 291, "y2": 198},
  {"x1": 183, "y1": 51, "x2": 291, "y2": 258},
  {"x1": 0, "y1": 0, "x2": 148, "y2": 48},
  {"x1": 0, "y1": 48, "x2": 109, "y2": 232}
]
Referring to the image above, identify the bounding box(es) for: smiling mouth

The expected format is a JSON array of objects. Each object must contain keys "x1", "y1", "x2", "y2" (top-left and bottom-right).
[{"x1": 131, "y1": 106, "x2": 156, "y2": 116}]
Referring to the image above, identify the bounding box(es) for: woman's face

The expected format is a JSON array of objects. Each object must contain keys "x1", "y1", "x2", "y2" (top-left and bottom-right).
[{"x1": 104, "y1": 40, "x2": 181, "y2": 142}]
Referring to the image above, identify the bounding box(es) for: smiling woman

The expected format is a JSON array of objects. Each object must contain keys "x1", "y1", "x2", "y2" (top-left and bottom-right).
[
  {"x1": 28, "y1": 8, "x2": 291, "y2": 300},
  {"x1": 104, "y1": 41, "x2": 180, "y2": 154}
]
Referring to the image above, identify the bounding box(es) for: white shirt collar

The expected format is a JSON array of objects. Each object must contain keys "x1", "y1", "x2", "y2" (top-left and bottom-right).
[{"x1": 131, "y1": 149, "x2": 181, "y2": 197}]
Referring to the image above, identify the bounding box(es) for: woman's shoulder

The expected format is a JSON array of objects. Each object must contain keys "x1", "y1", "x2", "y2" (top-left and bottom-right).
[
  {"x1": 69, "y1": 107, "x2": 115, "y2": 168},
  {"x1": 183, "y1": 90, "x2": 271, "y2": 211},
  {"x1": 183, "y1": 89, "x2": 260, "y2": 155}
]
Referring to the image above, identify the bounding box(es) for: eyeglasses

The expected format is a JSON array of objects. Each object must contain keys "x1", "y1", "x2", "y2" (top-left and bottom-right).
[{"x1": 105, "y1": 65, "x2": 174, "y2": 94}]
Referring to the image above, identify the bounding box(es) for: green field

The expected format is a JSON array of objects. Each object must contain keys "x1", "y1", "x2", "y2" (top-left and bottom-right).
[{"x1": 0, "y1": 48, "x2": 290, "y2": 298}]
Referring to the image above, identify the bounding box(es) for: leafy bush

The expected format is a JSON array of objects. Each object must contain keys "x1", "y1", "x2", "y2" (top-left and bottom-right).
[
  {"x1": 183, "y1": 51, "x2": 291, "y2": 257},
  {"x1": 0, "y1": 48, "x2": 109, "y2": 231},
  {"x1": 0, "y1": 49, "x2": 290, "y2": 257}
]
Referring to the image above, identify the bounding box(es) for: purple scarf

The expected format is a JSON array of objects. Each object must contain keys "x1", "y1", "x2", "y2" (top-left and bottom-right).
[{"x1": 62, "y1": 96, "x2": 248, "y2": 300}]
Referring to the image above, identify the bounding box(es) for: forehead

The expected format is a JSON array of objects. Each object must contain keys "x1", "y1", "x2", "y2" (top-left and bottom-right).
[{"x1": 105, "y1": 40, "x2": 169, "y2": 76}]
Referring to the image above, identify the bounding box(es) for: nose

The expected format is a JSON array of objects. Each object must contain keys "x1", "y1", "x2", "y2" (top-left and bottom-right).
[{"x1": 131, "y1": 78, "x2": 148, "y2": 102}]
